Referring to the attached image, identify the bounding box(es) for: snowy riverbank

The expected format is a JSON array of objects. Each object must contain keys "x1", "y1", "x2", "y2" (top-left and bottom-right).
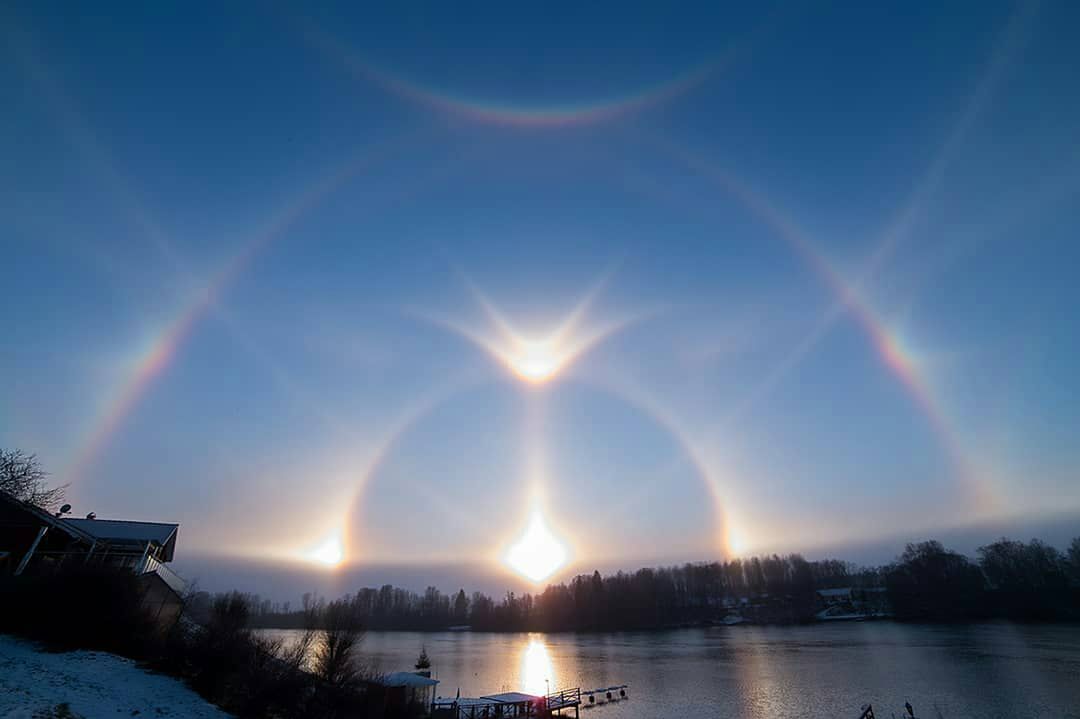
[{"x1": 0, "y1": 635, "x2": 231, "y2": 719}]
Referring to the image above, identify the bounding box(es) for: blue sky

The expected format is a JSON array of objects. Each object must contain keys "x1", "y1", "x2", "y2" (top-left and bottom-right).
[{"x1": 2, "y1": 1, "x2": 1079, "y2": 585}]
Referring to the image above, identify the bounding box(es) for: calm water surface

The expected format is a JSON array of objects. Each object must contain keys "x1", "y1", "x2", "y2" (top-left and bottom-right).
[{"x1": 258, "y1": 623, "x2": 1080, "y2": 718}]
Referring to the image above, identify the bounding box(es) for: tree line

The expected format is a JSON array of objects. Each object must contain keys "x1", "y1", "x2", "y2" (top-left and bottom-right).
[
  {"x1": 3, "y1": 449, "x2": 1079, "y2": 630},
  {"x1": 224, "y1": 537, "x2": 1080, "y2": 632},
  {"x1": 887, "y1": 538, "x2": 1080, "y2": 621}
]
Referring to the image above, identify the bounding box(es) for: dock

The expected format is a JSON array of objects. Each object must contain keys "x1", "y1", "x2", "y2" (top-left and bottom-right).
[
  {"x1": 433, "y1": 685, "x2": 628, "y2": 718},
  {"x1": 581, "y1": 685, "x2": 629, "y2": 707}
]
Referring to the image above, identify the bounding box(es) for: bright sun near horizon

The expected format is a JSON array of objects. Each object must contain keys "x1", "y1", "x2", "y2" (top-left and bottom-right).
[
  {"x1": 6, "y1": 3, "x2": 1080, "y2": 713},
  {"x1": 505, "y1": 510, "x2": 569, "y2": 582},
  {"x1": 307, "y1": 534, "x2": 344, "y2": 567}
]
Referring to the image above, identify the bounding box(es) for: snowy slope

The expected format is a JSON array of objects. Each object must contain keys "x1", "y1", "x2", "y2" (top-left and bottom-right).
[{"x1": 0, "y1": 635, "x2": 232, "y2": 719}]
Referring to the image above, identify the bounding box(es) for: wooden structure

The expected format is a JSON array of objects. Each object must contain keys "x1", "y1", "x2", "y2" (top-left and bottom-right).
[
  {"x1": 384, "y1": 672, "x2": 440, "y2": 715},
  {"x1": 0, "y1": 493, "x2": 185, "y2": 625},
  {"x1": 581, "y1": 685, "x2": 628, "y2": 706},
  {"x1": 433, "y1": 687, "x2": 585, "y2": 718}
]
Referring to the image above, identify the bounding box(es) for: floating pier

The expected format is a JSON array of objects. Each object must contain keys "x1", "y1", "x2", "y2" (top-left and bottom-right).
[
  {"x1": 581, "y1": 685, "x2": 629, "y2": 707},
  {"x1": 433, "y1": 685, "x2": 628, "y2": 718}
]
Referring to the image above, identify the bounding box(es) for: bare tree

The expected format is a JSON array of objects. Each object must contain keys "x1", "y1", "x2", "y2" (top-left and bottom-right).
[
  {"x1": 0, "y1": 449, "x2": 66, "y2": 510},
  {"x1": 312, "y1": 597, "x2": 364, "y2": 688},
  {"x1": 279, "y1": 600, "x2": 320, "y2": 672}
]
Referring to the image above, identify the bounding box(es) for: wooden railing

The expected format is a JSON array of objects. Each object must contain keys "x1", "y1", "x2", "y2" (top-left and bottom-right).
[
  {"x1": 143, "y1": 554, "x2": 187, "y2": 595},
  {"x1": 545, "y1": 687, "x2": 581, "y2": 709}
]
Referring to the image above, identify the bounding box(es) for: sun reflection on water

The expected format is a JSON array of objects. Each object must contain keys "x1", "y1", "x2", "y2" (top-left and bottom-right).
[{"x1": 521, "y1": 636, "x2": 555, "y2": 697}]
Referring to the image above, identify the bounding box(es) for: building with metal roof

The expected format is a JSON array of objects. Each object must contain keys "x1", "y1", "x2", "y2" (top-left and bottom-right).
[{"x1": 0, "y1": 492, "x2": 186, "y2": 622}]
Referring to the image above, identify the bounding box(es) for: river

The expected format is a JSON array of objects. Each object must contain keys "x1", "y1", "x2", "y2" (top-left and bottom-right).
[{"x1": 257, "y1": 623, "x2": 1080, "y2": 718}]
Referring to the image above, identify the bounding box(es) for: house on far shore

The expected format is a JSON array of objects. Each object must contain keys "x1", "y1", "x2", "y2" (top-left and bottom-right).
[
  {"x1": 0, "y1": 492, "x2": 186, "y2": 625},
  {"x1": 815, "y1": 586, "x2": 891, "y2": 620}
]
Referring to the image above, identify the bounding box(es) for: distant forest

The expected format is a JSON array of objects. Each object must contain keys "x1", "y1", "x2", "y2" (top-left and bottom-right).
[{"x1": 192, "y1": 536, "x2": 1080, "y2": 632}]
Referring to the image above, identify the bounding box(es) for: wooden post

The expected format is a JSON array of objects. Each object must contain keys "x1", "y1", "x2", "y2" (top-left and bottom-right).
[{"x1": 15, "y1": 526, "x2": 48, "y2": 576}]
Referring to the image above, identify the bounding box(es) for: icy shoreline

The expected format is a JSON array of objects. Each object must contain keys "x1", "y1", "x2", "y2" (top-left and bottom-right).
[{"x1": 0, "y1": 635, "x2": 231, "y2": 719}]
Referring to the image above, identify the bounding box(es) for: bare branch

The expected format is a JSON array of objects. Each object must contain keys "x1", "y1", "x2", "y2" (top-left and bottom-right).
[{"x1": 0, "y1": 449, "x2": 66, "y2": 510}]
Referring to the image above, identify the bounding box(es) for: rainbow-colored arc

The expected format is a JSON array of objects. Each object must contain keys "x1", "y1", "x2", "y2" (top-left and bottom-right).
[
  {"x1": 628, "y1": 0, "x2": 1036, "y2": 516},
  {"x1": 389, "y1": 278, "x2": 739, "y2": 558},
  {"x1": 299, "y1": 17, "x2": 736, "y2": 129},
  {"x1": 65, "y1": 239, "x2": 259, "y2": 485},
  {"x1": 658, "y1": 143, "x2": 997, "y2": 514},
  {"x1": 336, "y1": 371, "x2": 738, "y2": 564},
  {"x1": 362, "y1": 62, "x2": 716, "y2": 129},
  {"x1": 576, "y1": 373, "x2": 738, "y2": 558},
  {"x1": 64, "y1": 139, "x2": 413, "y2": 486}
]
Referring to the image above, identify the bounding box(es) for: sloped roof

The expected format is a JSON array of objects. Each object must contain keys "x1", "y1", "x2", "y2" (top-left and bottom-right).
[
  {"x1": 0, "y1": 492, "x2": 97, "y2": 544},
  {"x1": 435, "y1": 698, "x2": 492, "y2": 708},
  {"x1": 482, "y1": 692, "x2": 541, "y2": 704},
  {"x1": 383, "y1": 672, "x2": 439, "y2": 688},
  {"x1": 64, "y1": 519, "x2": 178, "y2": 561},
  {"x1": 436, "y1": 692, "x2": 542, "y2": 708}
]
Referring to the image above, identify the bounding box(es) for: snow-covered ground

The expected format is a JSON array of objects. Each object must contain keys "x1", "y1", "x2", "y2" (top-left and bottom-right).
[{"x1": 0, "y1": 635, "x2": 231, "y2": 719}]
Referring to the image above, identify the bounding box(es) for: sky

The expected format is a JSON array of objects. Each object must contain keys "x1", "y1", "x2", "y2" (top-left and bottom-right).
[{"x1": 3, "y1": 1, "x2": 1080, "y2": 596}]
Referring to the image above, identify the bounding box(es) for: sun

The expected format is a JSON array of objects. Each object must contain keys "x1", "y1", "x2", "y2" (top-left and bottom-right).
[
  {"x1": 419, "y1": 273, "x2": 638, "y2": 387},
  {"x1": 727, "y1": 530, "x2": 745, "y2": 557},
  {"x1": 510, "y1": 340, "x2": 563, "y2": 383},
  {"x1": 505, "y1": 510, "x2": 568, "y2": 583},
  {"x1": 306, "y1": 534, "x2": 344, "y2": 567}
]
